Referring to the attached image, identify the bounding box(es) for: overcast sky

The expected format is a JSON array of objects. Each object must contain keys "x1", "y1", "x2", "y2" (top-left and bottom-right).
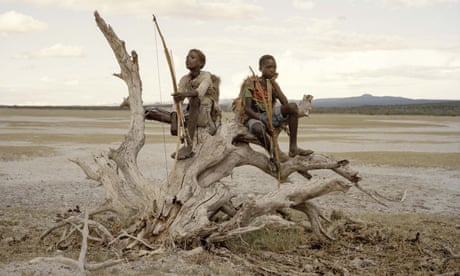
[{"x1": 1, "y1": 0, "x2": 459, "y2": 106}]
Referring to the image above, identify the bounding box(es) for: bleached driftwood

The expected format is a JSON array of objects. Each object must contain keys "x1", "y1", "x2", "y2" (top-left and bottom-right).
[
  {"x1": 31, "y1": 207, "x2": 123, "y2": 275},
  {"x1": 43, "y1": 13, "x2": 368, "y2": 269}
]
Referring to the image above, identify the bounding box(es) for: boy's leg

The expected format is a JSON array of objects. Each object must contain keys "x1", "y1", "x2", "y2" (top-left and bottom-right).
[
  {"x1": 247, "y1": 118, "x2": 271, "y2": 152},
  {"x1": 170, "y1": 112, "x2": 178, "y2": 136},
  {"x1": 174, "y1": 97, "x2": 200, "y2": 160},
  {"x1": 186, "y1": 97, "x2": 199, "y2": 142},
  {"x1": 280, "y1": 103, "x2": 313, "y2": 157},
  {"x1": 144, "y1": 108, "x2": 178, "y2": 136}
]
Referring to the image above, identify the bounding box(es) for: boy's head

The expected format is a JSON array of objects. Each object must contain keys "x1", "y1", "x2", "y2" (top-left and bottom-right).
[
  {"x1": 258, "y1": 54, "x2": 277, "y2": 79},
  {"x1": 187, "y1": 48, "x2": 206, "y2": 70},
  {"x1": 259, "y1": 55, "x2": 275, "y2": 69}
]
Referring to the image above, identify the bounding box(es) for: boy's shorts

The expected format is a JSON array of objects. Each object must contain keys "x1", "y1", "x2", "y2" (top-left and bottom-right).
[{"x1": 246, "y1": 105, "x2": 287, "y2": 132}]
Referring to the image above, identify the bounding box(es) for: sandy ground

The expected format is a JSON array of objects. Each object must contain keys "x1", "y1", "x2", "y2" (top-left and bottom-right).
[
  {"x1": 0, "y1": 113, "x2": 459, "y2": 274},
  {"x1": 1, "y1": 141, "x2": 459, "y2": 217}
]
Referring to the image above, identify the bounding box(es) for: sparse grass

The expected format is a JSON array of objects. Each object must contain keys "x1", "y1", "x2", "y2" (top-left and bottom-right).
[
  {"x1": 2, "y1": 208, "x2": 458, "y2": 275},
  {"x1": 2, "y1": 111, "x2": 457, "y2": 147},
  {"x1": 328, "y1": 151, "x2": 460, "y2": 170},
  {"x1": 0, "y1": 108, "x2": 129, "y2": 119},
  {"x1": 5, "y1": 120, "x2": 130, "y2": 129},
  {"x1": 225, "y1": 227, "x2": 309, "y2": 253},
  {"x1": 300, "y1": 114, "x2": 448, "y2": 129},
  {"x1": 0, "y1": 133, "x2": 176, "y2": 145},
  {"x1": 0, "y1": 207, "x2": 123, "y2": 267},
  {"x1": 223, "y1": 212, "x2": 460, "y2": 275},
  {"x1": 0, "y1": 146, "x2": 56, "y2": 161},
  {"x1": 313, "y1": 101, "x2": 460, "y2": 116},
  {"x1": 0, "y1": 133, "x2": 126, "y2": 145},
  {"x1": 0, "y1": 208, "x2": 56, "y2": 264}
]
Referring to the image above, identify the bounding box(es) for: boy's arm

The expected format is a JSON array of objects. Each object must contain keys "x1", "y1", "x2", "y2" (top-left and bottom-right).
[
  {"x1": 241, "y1": 78, "x2": 262, "y2": 120},
  {"x1": 194, "y1": 72, "x2": 212, "y2": 97},
  {"x1": 244, "y1": 97, "x2": 261, "y2": 120},
  {"x1": 173, "y1": 74, "x2": 202, "y2": 101},
  {"x1": 272, "y1": 80, "x2": 288, "y2": 105}
]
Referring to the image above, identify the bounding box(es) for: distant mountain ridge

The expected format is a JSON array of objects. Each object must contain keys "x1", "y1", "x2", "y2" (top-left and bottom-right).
[
  {"x1": 2, "y1": 94, "x2": 456, "y2": 110},
  {"x1": 218, "y1": 94, "x2": 456, "y2": 111},
  {"x1": 311, "y1": 94, "x2": 454, "y2": 108}
]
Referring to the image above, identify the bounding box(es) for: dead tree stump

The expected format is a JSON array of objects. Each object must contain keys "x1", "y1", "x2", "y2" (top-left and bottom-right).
[{"x1": 67, "y1": 11, "x2": 361, "y2": 253}]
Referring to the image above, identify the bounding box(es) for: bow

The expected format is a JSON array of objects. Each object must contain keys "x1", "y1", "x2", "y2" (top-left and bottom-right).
[
  {"x1": 249, "y1": 66, "x2": 281, "y2": 187},
  {"x1": 152, "y1": 14, "x2": 186, "y2": 164}
]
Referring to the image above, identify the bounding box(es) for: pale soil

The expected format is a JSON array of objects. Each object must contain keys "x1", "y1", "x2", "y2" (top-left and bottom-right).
[
  {"x1": 0, "y1": 113, "x2": 459, "y2": 275},
  {"x1": 1, "y1": 142, "x2": 458, "y2": 217}
]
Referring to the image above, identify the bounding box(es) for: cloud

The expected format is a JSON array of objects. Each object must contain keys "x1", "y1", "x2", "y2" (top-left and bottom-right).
[
  {"x1": 19, "y1": 43, "x2": 85, "y2": 58},
  {"x1": 311, "y1": 31, "x2": 410, "y2": 52},
  {"x1": 228, "y1": 16, "x2": 411, "y2": 53},
  {"x1": 293, "y1": 0, "x2": 316, "y2": 10},
  {"x1": 64, "y1": 79, "x2": 79, "y2": 86},
  {"x1": 346, "y1": 65, "x2": 460, "y2": 81},
  {"x1": 266, "y1": 46, "x2": 460, "y2": 100},
  {"x1": 0, "y1": 10, "x2": 47, "y2": 35},
  {"x1": 303, "y1": 49, "x2": 460, "y2": 80},
  {"x1": 10, "y1": 0, "x2": 263, "y2": 19},
  {"x1": 39, "y1": 76, "x2": 80, "y2": 85},
  {"x1": 40, "y1": 75, "x2": 56, "y2": 83},
  {"x1": 383, "y1": 0, "x2": 460, "y2": 7}
]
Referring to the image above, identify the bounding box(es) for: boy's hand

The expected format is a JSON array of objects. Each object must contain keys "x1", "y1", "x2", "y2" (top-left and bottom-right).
[
  {"x1": 172, "y1": 91, "x2": 198, "y2": 102},
  {"x1": 172, "y1": 92, "x2": 186, "y2": 102}
]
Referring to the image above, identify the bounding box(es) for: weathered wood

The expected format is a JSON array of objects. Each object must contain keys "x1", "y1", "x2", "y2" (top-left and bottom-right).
[{"x1": 68, "y1": 11, "x2": 365, "y2": 255}]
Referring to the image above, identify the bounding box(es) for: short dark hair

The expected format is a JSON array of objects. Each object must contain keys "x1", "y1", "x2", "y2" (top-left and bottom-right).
[
  {"x1": 189, "y1": 48, "x2": 206, "y2": 69},
  {"x1": 259, "y1": 54, "x2": 276, "y2": 69}
]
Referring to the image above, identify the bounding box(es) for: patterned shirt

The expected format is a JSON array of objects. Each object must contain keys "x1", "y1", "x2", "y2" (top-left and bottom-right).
[{"x1": 241, "y1": 76, "x2": 276, "y2": 113}]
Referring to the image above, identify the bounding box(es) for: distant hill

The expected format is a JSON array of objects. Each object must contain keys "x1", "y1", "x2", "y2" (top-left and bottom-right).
[
  {"x1": 313, "y1": 101, "x2": 460, "y2": 116},
  {"x1": 311, "y1": 94, "x2": 453, "y2": 108},
  {"x1": 217, "y1": 94, "x2": 460, "y2": 115},
  {"x1": 219, "y1": 94, "x2": 457, "y2": 112},
  {"x1": 2, "y1": 94, "x2": 458, "y2": 116}
]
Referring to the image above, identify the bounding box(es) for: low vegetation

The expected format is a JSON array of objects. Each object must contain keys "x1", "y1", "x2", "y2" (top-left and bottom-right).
[
  {"x1": 330, "y1": 151, "x2": 460, "y2": 171},
  {"x1": 0, "y1": 146, "x2": 56, "y2": 161},
  {"x1": 3, "y1": 99, "x2": 460, "y2": 117},
  {"x1": 313, "y1": 101, "x2": 460, "y2": 116},
  {"x1": 1, "y1": 208, "x2": 458, "y2": 275},
  {"x1": 223, "y1": 212, "x2": 460, "y2": 275}
]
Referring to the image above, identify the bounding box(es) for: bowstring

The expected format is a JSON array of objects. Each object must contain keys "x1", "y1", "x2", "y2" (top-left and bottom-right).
[
  {"x1": 169, "y1": 50, "x2": 189, "y2": 145},
  {"x1": 154, "y1": 28, "x2": 169, "y2": 178}
]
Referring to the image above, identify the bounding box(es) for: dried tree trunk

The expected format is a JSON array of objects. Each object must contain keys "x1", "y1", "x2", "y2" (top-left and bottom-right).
[{"x1": 71, "y1": 11, "x2": 361, "y2": 248}]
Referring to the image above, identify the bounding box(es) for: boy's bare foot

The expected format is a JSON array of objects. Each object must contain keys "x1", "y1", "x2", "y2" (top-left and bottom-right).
[{"x1": 289, "y1": 148, "x2": 314, "y2": 157}]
